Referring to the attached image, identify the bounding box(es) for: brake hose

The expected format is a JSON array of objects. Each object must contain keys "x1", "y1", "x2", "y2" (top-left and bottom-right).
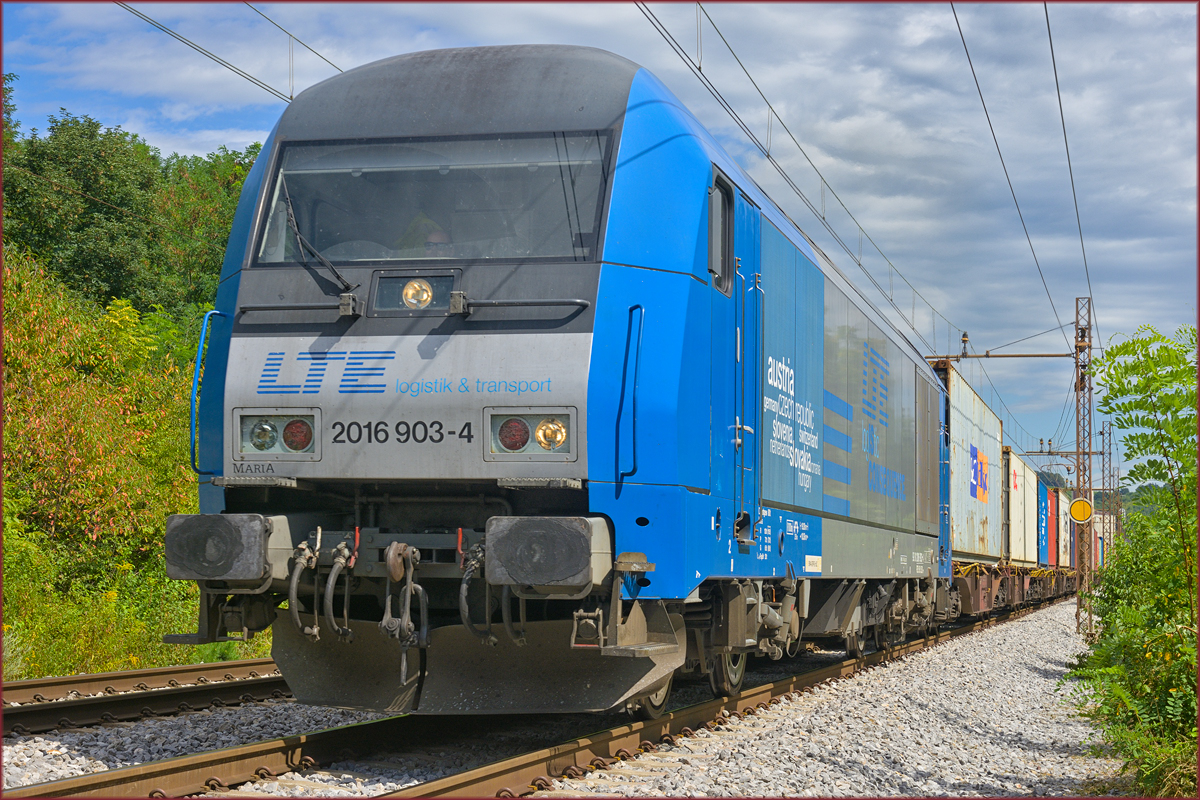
[
  {"x1": 288, "y1": 557, "x2": 307, "y2": 633},
  {"x1": 459, "y1": 543, "x2": 497, "y2": 645},
  {"x1": 323, "y1": 543, "x2": 354, "y2": 640}
]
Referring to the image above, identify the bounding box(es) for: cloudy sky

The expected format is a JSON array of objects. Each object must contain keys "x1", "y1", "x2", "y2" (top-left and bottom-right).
[{"x1": 4, "y1": 2, "x2": 1196, "y2": 475}]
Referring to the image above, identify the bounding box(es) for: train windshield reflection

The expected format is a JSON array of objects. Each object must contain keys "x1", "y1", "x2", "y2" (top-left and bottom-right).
[{"x1": 256, "y1": 132, "x2": 610, "y2": 264}]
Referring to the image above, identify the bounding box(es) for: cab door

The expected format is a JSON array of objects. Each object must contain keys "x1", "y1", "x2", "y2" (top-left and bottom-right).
[
  {"x1": 709, "y1": 173, "x2": 737, "y2": 549},
  {"x1": 733, "y1": 193, "x2": 760, "y2": 543}
]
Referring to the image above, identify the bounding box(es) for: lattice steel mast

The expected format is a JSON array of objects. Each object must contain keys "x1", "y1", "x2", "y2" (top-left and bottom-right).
[{"x1": 1074, "y1": 297, "x2": 1094, "y2": 637}]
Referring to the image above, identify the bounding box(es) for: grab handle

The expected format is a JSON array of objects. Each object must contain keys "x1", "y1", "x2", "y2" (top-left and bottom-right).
[
  {"x1": 616, "y1": 305, "x2": 645, "y2": 483},
  {"x1": 191, "y1": 309, "x2": 226, "y2": 475}
]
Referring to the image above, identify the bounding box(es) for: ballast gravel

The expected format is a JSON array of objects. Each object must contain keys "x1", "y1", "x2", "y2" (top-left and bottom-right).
[
  {"x1": 545, "y1": 600, "x2": 1118, "y2": 797},
  {"x1": 3, "y1": 601, "x2": 1116, "y2": 796},
  {"x1": 0, "y1": 641, "x2": 843, "y2": 793},
  {"x1": 1, "y1": 700, "x2": 383, "y2": 789}
]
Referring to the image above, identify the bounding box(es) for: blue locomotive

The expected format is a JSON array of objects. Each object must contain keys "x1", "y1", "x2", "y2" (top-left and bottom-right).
[{"x1": 164, "y1": 45, "x2": 1072, "y2": 717}]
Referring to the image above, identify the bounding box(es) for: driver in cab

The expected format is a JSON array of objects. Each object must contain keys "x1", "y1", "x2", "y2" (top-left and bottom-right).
[{"x1": 394, "y1": 211, "x2": 455, "y2": 258}]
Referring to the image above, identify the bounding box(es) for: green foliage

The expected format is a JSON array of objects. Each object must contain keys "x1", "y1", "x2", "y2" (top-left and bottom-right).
[
  {"x1": 3, "y1": 72, "x2": 19, "y2": 151},
  {"x1": 1, "y1": 251, "x2": 270, "y2": 678},
  {"x1": 3, "y1": 109, "x2": 162, "y2": 303},
  {"x1": 1121, "y1": 482, "x2": 1167, "y2": 516},
  {"x1": 1068, "y1": 324, "x2": 1198, "y2": 797},
  {"x1": 1037, "y1": 469, "x2": 1069, "y2": 488},
  {"x1": 149, "y1": 145, "x2": 261, "y2": 308},
  {"x1": 2, "y1": 78, "x2": 259, "y2": 314},
  {"x1": 1, "y1": 86, "x2": 268, "y2": 677}
]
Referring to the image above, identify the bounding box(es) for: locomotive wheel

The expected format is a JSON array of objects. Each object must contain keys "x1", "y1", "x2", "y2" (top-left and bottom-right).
[
  {"x1": 709, "y1": 652, "x2": 747, "y2": 697},
  {"x1": 627, "y1": 676, "x2": 673, "y2": 721},
  {"x1": 844, "y1": 631, "x2": 864, "y2": 659}
]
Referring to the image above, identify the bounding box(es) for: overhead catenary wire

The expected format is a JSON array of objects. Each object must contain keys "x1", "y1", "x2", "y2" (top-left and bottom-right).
[
  {"x1": 243, "y1": 3, "x2": 343, "y2": 74},
  {"x1": 964, "y1": 344, "x2": 1041, "y2": 454},
  {"x1": 639, "y1": 2, "x2": 1069, "y2": 452},
  {"x1": 116, "y1": 2, "x2": 291, "y2": 104},
  {"x1": 636, "y1": 2, "x2": 937, "y2": 353},
  {"x1": 950, "y1": 2, "x2": 1072, "y2": 352},
  {"x1": 1043, "y1": 3, "x2": 1102, "y2": 352},
  {"x1": 696, "y1": 2, "x2": 962, "y2": 350},
  {"x1": 987, "y1": 322, "x2": 1071, "y2": 353}
]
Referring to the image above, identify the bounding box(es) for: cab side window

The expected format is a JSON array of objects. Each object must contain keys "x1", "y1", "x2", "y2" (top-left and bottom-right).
[{"x1": 709, "y1": 173, "x2": 733, "y2": 295}]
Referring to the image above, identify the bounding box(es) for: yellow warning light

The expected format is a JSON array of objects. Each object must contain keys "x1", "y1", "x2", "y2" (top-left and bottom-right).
[
  {"x1": 1069, "y1": 498, "x2": 1094, "y2": 524},
  {"x1": 535, "y1": 418, "x2": 568, "y2": 451}
]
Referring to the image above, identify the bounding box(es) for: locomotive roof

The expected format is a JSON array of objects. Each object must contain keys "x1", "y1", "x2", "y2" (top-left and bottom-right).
[{"x1": 277, "y1": 45, "x2": 641, "y2": 141}]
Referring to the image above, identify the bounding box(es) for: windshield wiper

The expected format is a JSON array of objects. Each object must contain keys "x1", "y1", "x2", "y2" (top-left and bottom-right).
[{"x1": 278, "y1": 174, "x2": 362, "y2": 315}]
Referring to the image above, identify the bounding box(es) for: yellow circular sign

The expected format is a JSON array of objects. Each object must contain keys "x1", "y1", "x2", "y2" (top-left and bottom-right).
[{"x1": 1069, "y1": 498, "x2": 1094, "y2": 523}]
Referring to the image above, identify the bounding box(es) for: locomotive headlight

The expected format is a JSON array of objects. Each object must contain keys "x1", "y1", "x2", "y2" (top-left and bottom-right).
[
  {"x1": 249, "y1": 419, "x2": 279, "y2": 451},
  {"x1": 534, "y1": 418, "x2": 568, "y2": 451},
  {"x1": 237, "y1": 410, "x2": 318, "y2": 459},
  {"x1": 402, "y1": 278, "x2": 434, "y2": 310}
]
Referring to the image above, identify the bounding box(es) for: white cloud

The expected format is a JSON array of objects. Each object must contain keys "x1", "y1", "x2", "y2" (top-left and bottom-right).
[{"x1": 3, "y1": 1, "x2": 1194, "y2": 450}]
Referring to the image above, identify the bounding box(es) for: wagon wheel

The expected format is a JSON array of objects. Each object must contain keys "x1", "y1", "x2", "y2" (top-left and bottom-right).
[
  {"x1": 627, "y1": 675, "x2": 673, "y2": 721},
  {"x1": 709, "y1": 652, "x2": 747, "y2": 697},
  {"x1": 844, "y1": 631, "x2": 864, "y2": 659}
]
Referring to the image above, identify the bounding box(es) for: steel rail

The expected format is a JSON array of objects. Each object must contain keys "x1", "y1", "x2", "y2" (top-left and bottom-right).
[
  {"x1": 1, "y1": 716, "x2": 455, "y2": 799},
  {"x1": 5, "y1": 602, "x2": 1055, "y2": 798},
  {"x1": 3, "y1": 675, "x2": 290, "y2": 737},
  {"x1": 3, "y1": 658, "x2": 278, "y2": 705},
  {"x1": 385, "y1": 605, "x2": 1051, "y2": 798}
]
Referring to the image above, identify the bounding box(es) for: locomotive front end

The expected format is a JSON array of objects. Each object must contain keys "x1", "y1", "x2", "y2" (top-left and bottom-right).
[{"x1": 164, "y1": 46, "x2": 685, "y2": 715}]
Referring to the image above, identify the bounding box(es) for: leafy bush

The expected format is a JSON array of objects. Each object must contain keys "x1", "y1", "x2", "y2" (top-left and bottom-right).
[
  {"x1": 1068, "y1": 324, "x2": 1197, "y2": 797},
  {"x1": 2, "y1": 251, "x2": 270, "y2": 678},
  {"x1": 2, "y1": 73, "x2": 258, "y2": 315}
]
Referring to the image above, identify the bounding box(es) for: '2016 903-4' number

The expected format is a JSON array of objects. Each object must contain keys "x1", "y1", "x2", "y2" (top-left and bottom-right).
[{"x1": 329, "y1": 420, "x2": 474, "y2": 445}]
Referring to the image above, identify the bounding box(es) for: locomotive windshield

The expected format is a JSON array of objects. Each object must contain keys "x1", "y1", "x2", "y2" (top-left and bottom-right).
[{"x1": 256, "y1": 132, "x2": 610, "y2": 264}]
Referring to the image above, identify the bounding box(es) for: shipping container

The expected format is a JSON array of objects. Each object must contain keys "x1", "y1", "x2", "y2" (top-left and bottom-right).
[
  {"x1": 1046, "y1": 489, "x2": 1058, "y2": 567},
  {"x1": 1093, "y1": 511, "x2": 1117, "y2": 567},
  {"x1": 1037, "y1": 480, "x2": 1050, "y2": 565},
  {"x1": 1056, "y1": 488, "x2": 1072, "y2": 567},
  {"x1": 941, "y1": 366, "x2": 1003, "y2": 562},
  {"x1": 1002, "y1": 448, "x2": 1039, "y2": 566}
]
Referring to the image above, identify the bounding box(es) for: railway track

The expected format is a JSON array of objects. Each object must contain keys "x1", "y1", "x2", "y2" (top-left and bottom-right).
[
  {"x1": 4, "y1": 603, "x2": 1054, "y2": 798},
  {"x1": 3, "y1": 659, "x2": 288, "y2": 737}
]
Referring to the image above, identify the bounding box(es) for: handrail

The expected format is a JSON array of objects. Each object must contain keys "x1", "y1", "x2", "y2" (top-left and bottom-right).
[
  {"x1": 191, "y1": 309, "x2": 227, "y2": 475},
  {"x1": 616, "y1": 305, "x2": 645, "y2": 483},
  {"x1": 466, "y1": 298, "x2": 590, "y2": 309}
]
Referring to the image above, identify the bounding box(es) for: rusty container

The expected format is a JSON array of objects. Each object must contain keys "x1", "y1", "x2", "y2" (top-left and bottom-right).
[{"x1": 945, "y1": 366, "x2": 1003, "y2": 562}]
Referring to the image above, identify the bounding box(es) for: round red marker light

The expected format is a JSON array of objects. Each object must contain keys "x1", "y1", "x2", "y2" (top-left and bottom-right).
[
  {"x1": 498, "y1": 418, "x2": 530, "y2": 451},
  {"x1": 282, "y1": 419, "x2": 313, "y2": 451}
]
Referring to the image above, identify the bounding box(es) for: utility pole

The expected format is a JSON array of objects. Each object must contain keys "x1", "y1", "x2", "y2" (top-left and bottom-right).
[{"x1": 1074, "y1": 297, "x2": 1094, "y2": 639}]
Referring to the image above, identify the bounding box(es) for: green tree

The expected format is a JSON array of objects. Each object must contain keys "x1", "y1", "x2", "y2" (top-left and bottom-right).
[
  {"x1": 2, "y1": 83, "x2": 260, "y2": 313},
  {"x1": 148, "y1": 144, "x2": 261, "y2": 308},
  {"x1": 1097, "y1": 324, "x2": 1197, "y2": 627},
  {"x1": 1069, "y1": 324, "x2": 1197, "y2": 797},
  {"x1": 3, "y1": 72, "x2": 20, "y2": 152},
  {"x1": 1037, "y1": 469, "x2": 1070, "y2": 488},
  {"x1": 4, "y1": 109, "x2": 162, "y2": 303}
]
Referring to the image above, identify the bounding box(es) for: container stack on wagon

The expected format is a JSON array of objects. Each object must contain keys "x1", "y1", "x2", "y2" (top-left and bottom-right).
[{"x1": 932, "y1": 362, "x2": 1076, "y2": 612}]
